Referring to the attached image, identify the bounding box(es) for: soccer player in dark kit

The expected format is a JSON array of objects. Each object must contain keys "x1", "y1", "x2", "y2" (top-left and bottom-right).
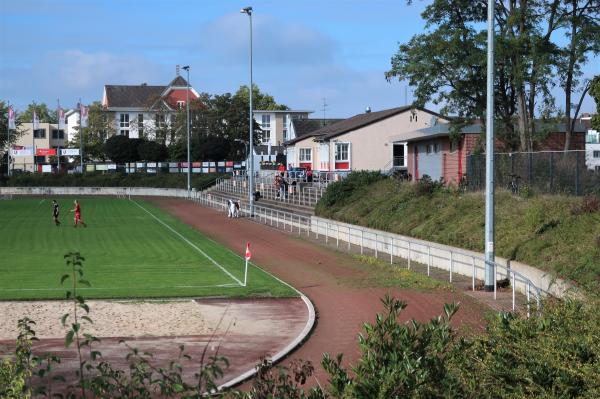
[{"x1": 52, "y1": 200, "x2": 60, "y2": 226}]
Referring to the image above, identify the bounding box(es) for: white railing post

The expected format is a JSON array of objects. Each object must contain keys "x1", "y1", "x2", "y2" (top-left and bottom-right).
[
  {"x1": 427, "y1": 246, "x2": 431, "y2": 276},
  {"x1": 526, "y1": 282, "x2": 531, "y2": 318},
  {"x1": 449, "y1": 251, "x2": 453, "y2": 283},
  {"x1": 390, "y1": 237, "x2": 393, "y2": 264},
  {"x1": 471, "y1": 256, "x2": 476, "y2": 291},
  {"x1": 511, "y1": 271, "x2": 516, "y2": 311},
  {"x1": 493, "y1": 263, "x2": 497, "y2": 300},
  {"x1": 374, "y1": 233, "x2": 378, "y2": 259},
  {"x1": 407, "y1": 241, "x2": 411, "y2": 269},
  {"x1": 360, "y1": 230, "x2": 364, "y2": 255},
  {"x1": 347, "y1": 227, "x2": 351, "y2": 250}
]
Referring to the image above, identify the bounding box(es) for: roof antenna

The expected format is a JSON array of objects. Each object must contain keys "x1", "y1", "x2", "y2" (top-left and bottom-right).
[{"x1": 320, "y1": 98, "x2": 328, "y2": 126}]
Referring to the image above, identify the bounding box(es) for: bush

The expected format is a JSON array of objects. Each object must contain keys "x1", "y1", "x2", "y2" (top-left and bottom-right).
[
  {"x1": 317, "y1": 171, "x2": 386, "y2": 210},
  {"x1": 137, "y1": 140, "x2": 168, "y2": 162},
  {"x1": 571, "y1": 195, "x2": 600, "y2": 215}
]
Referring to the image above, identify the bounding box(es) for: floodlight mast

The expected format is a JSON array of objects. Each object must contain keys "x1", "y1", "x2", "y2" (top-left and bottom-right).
[
  {"x1": 241, "y1": 6, "x2": 254, "y2": 216},
  {"x1": 182, "y1": 65, "x2": 191, "y2": 194}
]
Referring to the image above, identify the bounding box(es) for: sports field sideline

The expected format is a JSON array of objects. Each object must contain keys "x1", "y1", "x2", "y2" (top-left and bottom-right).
[{"x1": 0, "y1": 197, "x2": 297, "y2": 300}]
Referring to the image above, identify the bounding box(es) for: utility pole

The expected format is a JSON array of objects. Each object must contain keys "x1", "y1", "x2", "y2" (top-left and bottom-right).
[
  {"x1": 484, "y1": 0, "x2": 496, "y2": 292},
  {"x1": 241, "y1": 6, "x2": 254, "y2": 216}
]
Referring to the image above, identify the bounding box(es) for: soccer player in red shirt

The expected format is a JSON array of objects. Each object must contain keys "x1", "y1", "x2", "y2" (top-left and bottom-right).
[{"x1": 71, "y1": 200, "x2": 87, "y2": 228}]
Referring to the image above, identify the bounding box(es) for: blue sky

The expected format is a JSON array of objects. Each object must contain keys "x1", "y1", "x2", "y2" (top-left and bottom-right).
[{"x1": 1, "y1": 0, "x2": 597, "y2": 117}]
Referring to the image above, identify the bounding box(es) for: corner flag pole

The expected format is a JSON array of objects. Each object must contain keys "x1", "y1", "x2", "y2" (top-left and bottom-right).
[{"x1": 244, "y1": 242, "x2": 251, "y2": 287}]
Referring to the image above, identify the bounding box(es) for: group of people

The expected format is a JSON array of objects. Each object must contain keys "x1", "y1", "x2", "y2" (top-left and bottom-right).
[
  {"x1": 52, "y1": 199, "x2": 87, "y2": 227},
  {"x1": 274, "y1": 173, "x2": 289, "y2": 200},
  {"x1": 227, "y1": 199, "x2": 240, "y2": 218}
]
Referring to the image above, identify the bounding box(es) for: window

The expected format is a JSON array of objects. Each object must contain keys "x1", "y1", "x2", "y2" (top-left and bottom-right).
[
  {"x1": 450, "y1": 139, "x2": 458, "y2": 152},
  {"x1": 137, "y1": 114, "x2": 144, "y2": 135},
  {"x1": 51, "y1": 129, "x2": 64, "y2": 139},
  {"x1": 177, "y1": 101, "x2": 185, "y2": 109},
  {"x1": 33, "y1": 129, "x2": 46, "y2": 138},
  {"x1": 434, "y1": 143, "x2": 440, "y2": 153},
  {"x1": 593, "y1": 150, "x2": 600, "y2": 159},
  {"x1": 299, "y1": 148, "x2": 312, "y2": 162},
  {"x1": 261, "y1": 114, "x2": 271, "y2": 143},
  {"x1": 155, "y1": 114, "x2": 166, "y2": 129},
  {"x1": 425, "y1": 143, "x2": 433, "y2": 154},
  {"x1": 119, "y1": 113, "x2": 129, "y2": 136},
  {"x1": 335, "y1": 143, "x2": 349, "y2": 161},
  {"x1": 283, "y1": 114, "x2": 288, "y2": 141}
]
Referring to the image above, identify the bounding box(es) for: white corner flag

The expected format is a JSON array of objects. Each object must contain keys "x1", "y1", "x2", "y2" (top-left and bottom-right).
[{"x1": 244, "y1": 242, "x2": 251, "y2": 286}]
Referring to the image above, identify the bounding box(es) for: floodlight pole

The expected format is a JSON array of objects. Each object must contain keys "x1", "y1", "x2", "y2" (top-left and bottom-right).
[
  {"x1": 183, "y1": 66, "x2": 191, "y2": 194},
  {"x1": 241, "y1": 6, "x2": 254, "y2": 216},
  {"x1": 484, "y1": 0, "x2": 496, "y2": 291}
]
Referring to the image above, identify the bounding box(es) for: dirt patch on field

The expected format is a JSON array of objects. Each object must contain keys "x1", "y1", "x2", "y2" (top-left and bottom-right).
[{"x1": 150, "y1": 198, "x2": 488, "y2": 388}]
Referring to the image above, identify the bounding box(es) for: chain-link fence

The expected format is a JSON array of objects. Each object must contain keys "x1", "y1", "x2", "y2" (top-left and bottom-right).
[{"x1": 466, "y1": 150, "x2": 600, "y2": 196}]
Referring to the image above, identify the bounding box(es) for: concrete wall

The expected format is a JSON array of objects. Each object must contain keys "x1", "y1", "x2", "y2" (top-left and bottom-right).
[
  {"x1": 0, "y1": 186, "x2": 191, "y2": 198},
  {"x1": 310, "y1": 216, "x2": 572, "y2": 299}
]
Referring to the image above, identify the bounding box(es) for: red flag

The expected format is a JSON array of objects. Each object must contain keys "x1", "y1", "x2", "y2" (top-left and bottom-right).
[{"x1": 245, "y1": 242, "x2": 251, "y2": 261}]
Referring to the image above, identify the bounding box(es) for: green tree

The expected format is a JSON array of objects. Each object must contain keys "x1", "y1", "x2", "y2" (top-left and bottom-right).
[
  {"x1": 386, "y1": 0, "x2": 597, "y2": 152},
  {"x1": 1, "y1": 101, "x2": 26, "y2": 174},
  {"x1": 69, "y1": 101, "x2": 115, "y2": 162},
  {"x1": 17, "y1": 103, "x2": 57, "y2": 124},
  {"x1": 103, "y1": 135, "x2": 141, "y2": 164},
  {"x1": 137, "y1": 140, "x2": 168, "y2": 162},
  {"x1": 234, "y1": 84, "x2": 289, "y2": 111},
  {"x1": 556, "y1": 0, "x2": 600, "y2": 150},
  {"x1": 590, "y1": 75, "x2": 600, "y2": 131}
]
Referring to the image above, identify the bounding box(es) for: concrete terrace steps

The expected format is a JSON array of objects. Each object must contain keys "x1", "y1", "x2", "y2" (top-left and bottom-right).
[{"x1": 207, "y1": 189, "x2": 315, "y2": 218}]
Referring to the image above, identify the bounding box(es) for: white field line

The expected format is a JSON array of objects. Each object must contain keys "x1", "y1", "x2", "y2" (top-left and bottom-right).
[
  {"x1": 130, "y1": 199, "x2": 244, "y2": 286},
  {"x1": 0, "y1": 283, "x2": 240, "y2": 292}
]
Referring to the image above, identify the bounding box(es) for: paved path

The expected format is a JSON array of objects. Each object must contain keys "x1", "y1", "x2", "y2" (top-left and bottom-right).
[{"x1": 152, "y1": 198, "x2": 488, "y2": 388}]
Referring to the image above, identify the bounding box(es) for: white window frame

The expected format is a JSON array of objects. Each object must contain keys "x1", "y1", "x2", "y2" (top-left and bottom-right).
[
  {"x1": 119, "y1": 113, "x2": 129, "y2": 128},
  {"x1": 177, "y1": 101, "x2": 185, "y2": 109},
  {"x1": 593, "y1": 150, "x2": 600, "y2": 159},
  {"x1": 335, "y1": 143, "x2": 350, "y2": 162},
  {"x1": 299, "y1": 148, "x2": 312, "y2": 162}
]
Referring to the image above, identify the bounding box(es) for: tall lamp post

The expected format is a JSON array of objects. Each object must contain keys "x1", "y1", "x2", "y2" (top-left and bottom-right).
[
  {"x1": 182, "y1": 65, "x2": 191, "y2": 194},
  {"x1": 241, "y1": 6, "x2": 254, "y2": 216},
  {"x1": 484, "y1": 0, "x2": 496, "y2": 291}
]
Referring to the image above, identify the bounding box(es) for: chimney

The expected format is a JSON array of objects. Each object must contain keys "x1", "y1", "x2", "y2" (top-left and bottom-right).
[{"x1": 365, "y1": 106, "x2": 371, "y2": 113}]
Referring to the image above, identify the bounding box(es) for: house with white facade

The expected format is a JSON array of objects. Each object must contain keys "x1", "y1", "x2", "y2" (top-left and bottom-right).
[
  {"x1": 253, "y1": 110, "x2": 313, "y2": 147},
  {"x1": 102, "y1": 72, "x2": 199, "y2": 142},
  {"x1": 284, "y1": 106, "x2": 449, "y2": 173}
]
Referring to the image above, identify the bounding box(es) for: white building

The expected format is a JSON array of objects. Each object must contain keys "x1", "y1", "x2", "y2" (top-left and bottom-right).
[{"x1": 102, "y1": 72, "x2": 199, "y2": 143}]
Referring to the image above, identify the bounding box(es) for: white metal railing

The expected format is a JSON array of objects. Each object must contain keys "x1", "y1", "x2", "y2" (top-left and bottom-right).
[
  {"x1": 192, "y1": 192, "x2": 312, "y2": 237},
  {"x1": 191, "y1": 188, "x2": 544, "y2": 315},
  {"x1": 214, "y1": 178, "x2": 324, "y2": 207},
  {"x1": 310, "y1": 218, "x2": 542, "y2": 315}
]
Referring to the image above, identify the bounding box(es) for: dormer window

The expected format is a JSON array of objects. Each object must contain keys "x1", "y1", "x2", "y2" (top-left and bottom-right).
[{"x1": 177, "y1": 101, "x2": 185, "y2": 109}]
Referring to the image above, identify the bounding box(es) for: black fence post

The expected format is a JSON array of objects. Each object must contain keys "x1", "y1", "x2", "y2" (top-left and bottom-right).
[
  {"x1": 575, "y1": 151, "x2": 580, "y2": 196},
  {"x1": 549, "y1": 152, "x2": 554, "y2": 191},
  {"x1": 528, "y1": 152, "x2": 533, "y2": 186}
]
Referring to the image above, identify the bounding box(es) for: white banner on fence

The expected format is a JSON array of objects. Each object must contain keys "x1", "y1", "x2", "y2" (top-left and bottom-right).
[
  {"x1": 60, "y1": 148, "x2": 80, "y2": 156},
  {"x1": 41, "y1": 165, "x2": 52, "y2": 173},
  {"x1": 11, "y1": 149, "x2": 33, "y2": 157},
  {"x1": 96, "y1": 164, "x2": 108, "y2": 171},
  {"x1": 107, "y1": 164, "x2": 117, "y2": 170}
]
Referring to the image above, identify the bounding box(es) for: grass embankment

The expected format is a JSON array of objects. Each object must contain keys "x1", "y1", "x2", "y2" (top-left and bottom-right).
[{"x1": 315, "y1": 172, "x2": 600, "y2": 294}]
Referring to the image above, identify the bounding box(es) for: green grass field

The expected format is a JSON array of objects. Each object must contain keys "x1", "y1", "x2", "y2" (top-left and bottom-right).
[{"x1": 0, "y1": 197, "x2": 297, "y2": 300}]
